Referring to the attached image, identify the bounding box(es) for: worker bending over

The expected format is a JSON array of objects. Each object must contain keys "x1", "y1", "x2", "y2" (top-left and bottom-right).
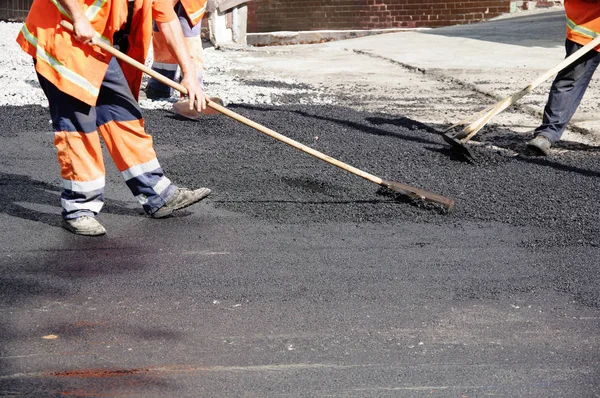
[{"x1": 17, "y1": 0, "x2": 212, "y2": 236}]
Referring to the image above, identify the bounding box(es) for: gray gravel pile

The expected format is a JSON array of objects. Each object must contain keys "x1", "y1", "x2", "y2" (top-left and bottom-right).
[
  {"x1": 0, "y1": 21, "x2": 332, "y2": 109},
  {"x1": 0, "y1": 22, "x2": 49, "y2": 106}
]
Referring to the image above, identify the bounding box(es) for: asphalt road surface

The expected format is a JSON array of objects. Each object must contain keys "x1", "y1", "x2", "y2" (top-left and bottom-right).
[{"x1": 0, "y1": 103, "x2": 599, "y2": 397}]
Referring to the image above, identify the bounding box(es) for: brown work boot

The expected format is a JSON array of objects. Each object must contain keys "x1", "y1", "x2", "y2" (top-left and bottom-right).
[
  {"x1": 151, "y1": 187, "x2": 212, "y2": 219},
  {"x1": 61, "y1": 215, "x2": 106, "y2": 236},
  {"x1": 526, "y1": 135, "x2": 552, "y2": 156}
]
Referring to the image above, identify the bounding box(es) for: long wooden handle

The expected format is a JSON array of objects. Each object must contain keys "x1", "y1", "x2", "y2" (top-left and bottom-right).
[
  {"x1": 460, "y1": 87, "x2": 532, "y2": 142},
  {"x1": 459, "y1": 34, "x2": 600, "y2": 143},
  {"x1": 59, "y1": 21, "x2": 381, "y2": 181},
  {"x1": 443, "y1": 103, "x2": 495, "y2": 134},
  {"x1": 60, "y1": 20, "x2": 454, "y2": 209},
  {"x1": 60, "y1": 21, "x2": 190, "y2": 95}
]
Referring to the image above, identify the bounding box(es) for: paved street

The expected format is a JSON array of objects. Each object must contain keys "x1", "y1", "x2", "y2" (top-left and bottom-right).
[{"x1": 1, "y1": 8, "x2": 599, "y2": 398}]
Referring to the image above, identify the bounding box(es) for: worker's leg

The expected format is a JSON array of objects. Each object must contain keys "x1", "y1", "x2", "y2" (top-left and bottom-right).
[
  {"x1": 146, "y1": 1, "x2": 204, "y2": 99},
  {"x1": 534, "y1": 39, "x2": 600, "y2": 143},
  {"x1": 95, "y1": 57, "x2": 178, "y2": 215},
  {"x1": 36, "y1": 72, "x2": 106, "y2": 222},
  {"x1": 146, "y1": 18, "x2": 178, "y2": 99}
]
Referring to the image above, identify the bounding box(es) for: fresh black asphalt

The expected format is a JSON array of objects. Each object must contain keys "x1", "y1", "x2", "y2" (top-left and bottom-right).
[{"x1": 0, "y1": 103, "x2": 598, "y2": 397}]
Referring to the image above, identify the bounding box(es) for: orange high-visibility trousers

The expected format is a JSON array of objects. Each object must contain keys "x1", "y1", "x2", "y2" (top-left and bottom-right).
[{"x1": 37, "y1": 57, "x2": 177, "y2": 219}]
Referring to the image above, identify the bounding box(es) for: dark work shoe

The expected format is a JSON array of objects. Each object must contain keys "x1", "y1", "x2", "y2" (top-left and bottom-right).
[
  {"x1": 61, "y1": 216, "x2": 106, "y2": 236},
  {"x1": 151, "y1": 187, "x2": 212, "y2": 219},
  {"x1": 144, "y1": 85, "x2": 171, "y2": 100},
  {"x1": 526, "y1": 135, "x2": 552, "y2": 156}
]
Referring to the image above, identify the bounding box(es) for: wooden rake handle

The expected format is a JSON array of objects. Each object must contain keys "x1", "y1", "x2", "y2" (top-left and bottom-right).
[
  {"x1": 443, "y1": 104, "x2": 495, "y2": 134},
  {"x1": 458, "y1": 34, "x2": 600, "y2": 143},
  {"x1": 460, "y1": 86, "x2": 533, "y2": 142},
  {"x1": 60, "y1": 21, "x2": 454, "y2": 210}
]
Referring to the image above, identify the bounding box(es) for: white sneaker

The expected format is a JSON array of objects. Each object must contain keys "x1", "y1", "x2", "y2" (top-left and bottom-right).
[{"x1": 61, "y1": 216, "x2": 106, "y2": 236}]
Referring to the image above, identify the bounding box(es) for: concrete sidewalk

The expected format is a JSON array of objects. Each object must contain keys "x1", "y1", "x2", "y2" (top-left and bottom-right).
[
  {"x1": 335, "y1": 7, "x2": 600, "y2": 129},
  {"x1": 207, "y1": 7, "x2": 600, "y2": 149}
]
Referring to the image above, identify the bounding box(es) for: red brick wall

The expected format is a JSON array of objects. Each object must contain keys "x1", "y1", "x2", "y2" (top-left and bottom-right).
[{"x1": 249, "y1": 0, "x2": 512, "y2": 33}]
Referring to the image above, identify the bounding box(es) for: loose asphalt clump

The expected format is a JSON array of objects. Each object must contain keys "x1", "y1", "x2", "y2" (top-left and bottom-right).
[{"x1": 5, "y1": 103, "x2": 600, "y2": 247}]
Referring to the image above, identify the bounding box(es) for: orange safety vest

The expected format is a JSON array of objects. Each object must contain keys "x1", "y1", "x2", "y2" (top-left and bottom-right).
[
  {"x1": 16, "y1": 0, "x2": 177, "y2": 105},
  {"x1": 565, "y1": 0, "x2": 600, "y2": 50},
  {"x1": 179, "y1": 0, "x2": 207, "y2": 26}
]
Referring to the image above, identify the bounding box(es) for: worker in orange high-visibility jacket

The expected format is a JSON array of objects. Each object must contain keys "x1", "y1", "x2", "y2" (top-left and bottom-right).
[
  {"x1": 145, "y1": 0, "x2": 207, "y2": 105},
  {"x1": 526, "y1": 0, "x2": 600, "y2": 155},
  {"x1": 16, "y1": 0, "x2": 212, "y2": 236}
]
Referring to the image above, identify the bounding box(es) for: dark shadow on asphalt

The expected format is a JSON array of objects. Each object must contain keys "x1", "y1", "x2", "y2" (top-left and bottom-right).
[
  {"x1": 0, "y1": 241, "x2": 181, "y2": 395},
  {"x1": 396, "y1": 116, "x2": 600, "y2": 178},
  {"x1": 292, "y1": 110, "x2": 440, "y2": 145},
  {"x1": 366, "y1": 115, "x2": 442, "y2": 136},
  {"x1": 0, "y1": 173, "x2": 63, "y2": 227},
  {"x1": 552, "y1": 139, "x2": 600, "y2": 153},
  {"x1": 230, "y1": 104, "x2": 442, "y2": 146},
  {"x1": 0, "y1": 172, "x2": 181, "y2": 394},
  {"x1": 422, "y1": 11, "x2": 565, "y2": 48},
  {"x1": 228, "y1": 104, "x2": 600, "y2": 177},
  {"x1": 422, "y1": 145, "x2": 477, "y2": 163},
  {"x1": 367, "y1": 116, "x2": 475, "y2": 162},
  {"x1": 0, "y1": 172, "x2": 140, "y2": 229},
  {"x1": 515, "y1": 153, "x2": 600, "y2": 178},
  {"x1": 472, "y1": 128, "x2": 600, "y2": 177},
  {"x1": 0, "y1": 276, "x2": 67, "y2": 306},
  {"x1": 0, "y1": 370, "x2": 171, "y2": 397}
]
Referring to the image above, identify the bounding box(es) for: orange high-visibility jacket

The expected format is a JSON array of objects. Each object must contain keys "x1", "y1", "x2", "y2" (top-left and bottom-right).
[
  {"x1": 565, "y1": 0, "x2": 600, "y2": 50},
  {"x1": 180, "y1": 0, "x2": 207, "y2": 26},
  {"x1": 16, "y1": 0, "x2": 177, "y2": 106}
]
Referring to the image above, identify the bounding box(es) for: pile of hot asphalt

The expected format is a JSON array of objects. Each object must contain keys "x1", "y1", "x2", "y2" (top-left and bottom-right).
[{"x1": 5, "y1": 103, "x2": 600, "y2": 247}]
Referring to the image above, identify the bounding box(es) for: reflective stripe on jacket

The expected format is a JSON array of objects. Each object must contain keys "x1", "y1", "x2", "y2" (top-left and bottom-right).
[
  {"x1": 16, "y1": 0, "x2": 177, "y2": 105},
  {"x1": 565, "y1": 0, "x2": 600, "y2": 50},
  {"x1": 180, "y1": 0, "x2": 207, "y2": 26}
]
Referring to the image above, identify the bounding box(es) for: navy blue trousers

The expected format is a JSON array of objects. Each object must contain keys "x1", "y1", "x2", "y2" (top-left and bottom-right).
[{"x1": 535, "y1": 39, "x2": 600, "y2": 143}]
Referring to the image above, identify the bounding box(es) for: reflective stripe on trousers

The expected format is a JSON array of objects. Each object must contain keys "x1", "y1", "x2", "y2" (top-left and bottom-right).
[{"x1": 37, "y1": 56, "x2": 177, "y2": 219}]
